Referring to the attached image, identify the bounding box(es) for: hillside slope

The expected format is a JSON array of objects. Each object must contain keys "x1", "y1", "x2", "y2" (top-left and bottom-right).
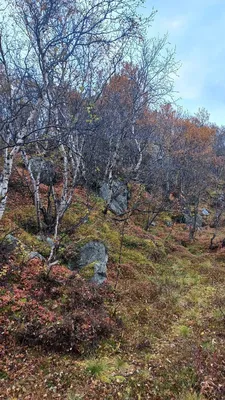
[{"x1": 1, "y1": 174, "x2": 225, "y2": 400}]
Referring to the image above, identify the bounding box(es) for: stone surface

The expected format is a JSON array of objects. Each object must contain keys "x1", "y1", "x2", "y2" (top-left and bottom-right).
[
  {"x1": 202, "y1": 208, "x2": 210, "y2": 216},
  {"x1": 46, "y1": 237, "x2": 55, "y2": 248},
  {"x1": 183, "y1": 212, "x2": 193, "y2": 226},
  {"x1": 3, "y1": 234, "x2": 19, "y2": 252},
  {"x1": 36, "y1": 235, "x2": 55, "y2": 248},
  {"x1": 173, "y1": 212, "x2": 203, "y2": 228},
  {"x1": 78, "y1": 241, "x2": 108, "y2": 285},
  {"x1": 165, "y1": 220, "x2": 173, "y2": 227},
  {"x1": 29, "y1": 157, "x2": 56, "y2": 186},
  {"x1": 195, "y1": 214, "x2": 203, "y2": 228},
  {"x1": 28, "y1": 251, "x2": 45, "y2": 261},
  {"x1": 183, "y1": 212, "x2": 203, "y2": 228},
  {"x1": 99, "y1": 181, "x2": 129, "y2": 215}
]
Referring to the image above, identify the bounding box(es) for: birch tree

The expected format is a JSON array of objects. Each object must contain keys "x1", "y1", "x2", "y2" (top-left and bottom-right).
[
  {"x1": 0, "y1": 0, "x2": 151, "y2": 221},
  {"x1": 88, "y1": 37, "x2": 179, "y2": 214},
  {"x1": 0, "y1": 33, "x2": 44, "y2": 219}
]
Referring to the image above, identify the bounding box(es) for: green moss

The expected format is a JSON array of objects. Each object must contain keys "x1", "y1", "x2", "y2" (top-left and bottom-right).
[
  {"x1": 75, "y1": 221, "x2": 121, "y2": 265},
  {"x1": 90, "y1": 193, "x2": 105, "y2": 207},
  {"x1": 123, "y1": 234, "x2": 143, "y2": 249},
  {"x1": 122, "y1": 235, "x2": 165, "y2": 263},
  {"x1": 14, "y1": 205, "x2": 38, "y2": 234},
  {"x1": 176, "y1": 324, "x2": 192, "y2": 338},
  {"x1": 18, "y1": 231, "x2": 50, "y2": 258},
  {"x1": 123, "y1": 235, "x2": 155, "y2": 251},
  {"x1": 186, "y1": 285, "x2": 216, "y2": 306},
  {"x1": 76, "y1": 220, "x2": 116, "y2": 245},
  {"x1": 198, "y1": 260, "x2": 212, "y2": 269},
  {"x1": 61, "y1": 209, "x2": 87, "y2": 230},
  {"x1": 100, "y1": 223, "x2": 120, "y2": 248},
  {"x1": 121, "y1": 247, "x2": 151, "y2": 265},
  {"x1": 79, "y1": 262, "x2": 96, "y2": 279},
  {"x1": 160, "y1": 212, "x2": 172, "y2": 224},
  {"x1": 177, "y1": 273, "x2": 202, "y2": 287}
]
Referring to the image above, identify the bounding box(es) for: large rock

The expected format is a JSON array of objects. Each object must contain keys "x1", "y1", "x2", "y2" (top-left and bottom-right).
[
  {"x1": 0, "y1": 235, "x2": 46, "y2": 262},
  {"x1": 99, "y1": 181, "x2": 129, "y2": 215},
  {"x1": 172, "y1": 212, "x2": 203, "y2": 228},
  {"x1": 29, "y1": 157, "x2": 56, "y2": 186},
  {"x1": 28, "y1": 251, "x2": 45, "y2": 261},
  {"x1": 78, "y1": 241, "x2": 108, "y2": 285},
  {"x1": 2, "y1": 234, "x2": 19, "y2": 253},
  {"x1": 183, "y1": 212, "x2": 203, "y2": 228}
]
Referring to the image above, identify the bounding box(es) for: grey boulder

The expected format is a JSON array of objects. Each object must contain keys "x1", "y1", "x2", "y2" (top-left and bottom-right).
[
  {"x1": 183, "y1": 212, "x2": 203, "y2": 228},
  {"x1": 36, "y1": 235, "x2": 55, "y2": 248},
  {"x1": 46, "y1": 237, "x2": 55, "y2": 248},
  {"x1": 78, "y1": 241, "x2": 108, "y2": 285},
  {"x1": 99, "y1": 181, "x2": 128, "y2": 215},
  {"x1": 29, "y1": 157, "x2": 56, "y2": 186},
  {"x1": 3, "y1": 234, "x2": 19, "y2": 253},
  {"x1": 28, "y1": 251, "x2": 45, "y2": 261}
]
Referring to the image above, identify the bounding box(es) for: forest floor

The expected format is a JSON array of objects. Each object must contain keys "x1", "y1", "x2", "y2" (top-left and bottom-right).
[{"x1": 1, "y1": 171, "x2": 225, "y2": 400}]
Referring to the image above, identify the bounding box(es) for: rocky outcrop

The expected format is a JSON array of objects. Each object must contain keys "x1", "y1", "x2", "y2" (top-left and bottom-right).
[
  {"x1": 172, "y1": 212, "x2": 203, "y2": 228},
  {"x1": 0, "y1": 234, "x2": 46, "y2": 262},
  {"x1": 4, "y1": 234, "x2": 19, "y2": 252},
  {"x1": 77, "y1": 241, "x2": 108, "y2": 285},
  {"x1": 0, "y1": 234, "x2": 19, "y2": 257},
  {"x1": 99, "y1": 181, "x2": 129, "y2": 215},
  {"x1": 183, "y1": 212, "x2": 203, "y2": 228},
  {"x1": 36, "y1": 235, "x2": 54, "y2": 248},
  {"x1": 29, "y1": 157, "x2": 56, "y2": 186}
]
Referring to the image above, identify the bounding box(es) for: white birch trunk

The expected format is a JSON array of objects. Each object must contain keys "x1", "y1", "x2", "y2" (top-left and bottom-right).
[
  {"x1": 56, "y1": 136, "x2": 84, "y2": 224},
  {"x1": 104, "y1": 136, "x2": 121, "y2": 212},
  {"x1": 0, "y1": 97, "x2": 43, "y2": 220},
  {"x1": 48, "y1": 138, "x2": 84, "y2": 268},
  {"x1": 134, "y1": 137, "x2": 143, "y2": 173},
  {"x1": 21, "y1": 149, "x2": 43, "y2": 231},
  {"x1": 0, "y1": 147, "x2": 18, "y2": 219},
  {"x1": 34, "y1": 171, "x2": 42, "y2": 231},
  {"x1": 131, "y1": 123, "x2": 143, "y2": 175}
]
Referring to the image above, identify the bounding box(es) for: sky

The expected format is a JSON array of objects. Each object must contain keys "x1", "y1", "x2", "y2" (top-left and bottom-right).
[
  {"x1": 1, "y1": 0, "x2": 224, "y2": 125},
  {"x1": 143, "y1": 0, "x2": 225, "y2": 126}
]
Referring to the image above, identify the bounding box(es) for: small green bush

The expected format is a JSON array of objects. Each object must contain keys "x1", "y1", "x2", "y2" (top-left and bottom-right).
[{"x1": 85, "y1": 359, "x2": 108, "y2": 377}]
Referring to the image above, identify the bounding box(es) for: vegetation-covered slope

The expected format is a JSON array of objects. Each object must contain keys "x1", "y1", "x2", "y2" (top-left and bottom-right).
[{"x1": 1, "y1": 171, "x2": 225, "y2": 400}]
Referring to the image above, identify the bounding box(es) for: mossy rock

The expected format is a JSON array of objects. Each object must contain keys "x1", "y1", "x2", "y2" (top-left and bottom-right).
[
  {"x1": 18, "y1": 231, "x2": 50, "y2": 258},
  {"x1": 79, "y1": 262, "x2": 96, "y2": 279},
  {"x1": 65, "y1": 240, "x2": 108, "y2": 284}
]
